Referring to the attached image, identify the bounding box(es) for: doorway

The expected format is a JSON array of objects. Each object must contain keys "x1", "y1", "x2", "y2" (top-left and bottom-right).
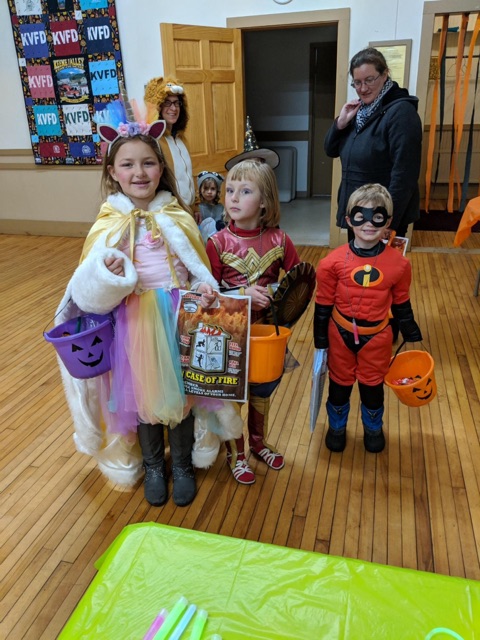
[
  {"x1": 241, "y1": 26, "x2": 337, "y2": 200},
  {"x1": 228, "y1": 9, "x2": 350, "y2": 248}
]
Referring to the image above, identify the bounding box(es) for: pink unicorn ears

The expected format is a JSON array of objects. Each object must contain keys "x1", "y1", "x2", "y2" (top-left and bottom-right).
[
  {"x1": 148, "y1": 120, "x2": 167, "y2": 140},
  {"x1": 98, "y1": 119, "x2": 167, "y2": 146}
]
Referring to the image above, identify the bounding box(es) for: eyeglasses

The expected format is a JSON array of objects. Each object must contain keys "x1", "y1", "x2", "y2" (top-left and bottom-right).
[
  {"x1": 163, "y1": 99, "x2": 183, "y2": 109},
  {"x1": 350, "y1": 74, "x2": 381, "y2": 89}
]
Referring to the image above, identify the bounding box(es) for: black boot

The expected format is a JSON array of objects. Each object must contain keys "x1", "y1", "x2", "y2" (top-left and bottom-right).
[
  {"x1": 168, "y1": 413, "x2": 196, "y2": 507},
  {"x1": 325, "y1": 400, "x2": 350, "y2": 452},
  {"x1": 361, "y1": 404, "x2": 386, "y2": 453},
  {"x1": 363, "y1": 428, "x2": 386, "y2": 453},
  {"x1": 137, "y1": 422, "x2": 167, "y2": 506}
]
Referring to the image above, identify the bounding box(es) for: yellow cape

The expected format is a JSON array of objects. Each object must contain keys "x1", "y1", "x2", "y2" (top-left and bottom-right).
[{"x1": 80, "y1": 196, "x2": 210, "y2": 274}]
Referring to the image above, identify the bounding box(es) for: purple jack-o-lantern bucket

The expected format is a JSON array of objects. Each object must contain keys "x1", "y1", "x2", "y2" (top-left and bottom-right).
[{"x1": 44, "y1": 313, "x2": 114, "y2": 379}]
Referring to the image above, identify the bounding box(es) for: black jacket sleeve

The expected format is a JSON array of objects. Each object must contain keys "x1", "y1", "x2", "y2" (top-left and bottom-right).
[
  {"x1": 390, "y1": 299, "x2": 423, "y2": 342},
  {"x1": 385, "y1": 102, "x2": 422, "y2": 231},
  {"x1": 324, "y1": 119, "x2": 352, "y2": 158},
  {"x1": 314, "y1": 303, "x2": 334, "y2": 349}
]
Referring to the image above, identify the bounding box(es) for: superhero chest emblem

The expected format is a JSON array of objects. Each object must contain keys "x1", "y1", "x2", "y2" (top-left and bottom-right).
[
  {"x1": 221, "y1": 246, "x2": 284, "y2": 282},
  {"x1": 350, "y1": 264, "x2": 384, "y2": 287}
]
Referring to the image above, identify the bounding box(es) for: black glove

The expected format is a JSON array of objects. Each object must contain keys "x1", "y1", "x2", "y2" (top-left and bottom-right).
[
  {"x1": 314, "y1": 303, "x2": 333, "y2": 349},
  {"x1": 216, "y1": 219, "x2": 226, "y2": 231},
  {"x1": 391, "y1": 300, "x2": 423, "y2": 342}
]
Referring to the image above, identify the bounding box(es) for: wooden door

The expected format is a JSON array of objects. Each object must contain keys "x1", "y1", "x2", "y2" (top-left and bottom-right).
[{"x1": 161, "y1": 23, "x2": 245, "y2": 176}]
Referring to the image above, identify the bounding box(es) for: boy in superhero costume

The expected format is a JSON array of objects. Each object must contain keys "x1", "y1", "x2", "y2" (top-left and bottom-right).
[{"x1": 314, "y1": 184, "x2": 422, "y2": 453}]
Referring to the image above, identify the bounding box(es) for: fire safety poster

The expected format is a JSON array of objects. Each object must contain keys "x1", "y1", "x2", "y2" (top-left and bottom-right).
[
  {"x1": 177, "y1": 291, "x2": 251, "y2": 403},
  {"x1": 8, "y1": 0, "x2": 124, "y2": 165}
]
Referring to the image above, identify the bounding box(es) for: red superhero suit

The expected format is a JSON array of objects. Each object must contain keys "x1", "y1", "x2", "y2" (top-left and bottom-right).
[
  {"x1": 314, "y1": 240, "x2": 422, "y2": 454},
  {"x1": 206, "y1": 222, "x2": 300, "y2": 482},
  {"x1": 316, "y1": 241, "x2": 411, "y2": 386}
]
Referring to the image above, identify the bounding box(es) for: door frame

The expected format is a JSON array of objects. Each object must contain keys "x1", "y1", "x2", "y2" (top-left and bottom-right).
[{"x1": 227, "y1": 9, "x2": 350, "y2": 248}]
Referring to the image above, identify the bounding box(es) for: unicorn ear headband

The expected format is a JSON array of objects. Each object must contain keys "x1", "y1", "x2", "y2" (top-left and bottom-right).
[{"x1": 95, "y1": 80, "x2": 167, "y2": 150}]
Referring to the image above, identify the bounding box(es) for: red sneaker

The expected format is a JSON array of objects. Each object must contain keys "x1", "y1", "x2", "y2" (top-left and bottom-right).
[
  {"x1": 251, "y1": 447, "x2": 285, "y2": 470},
  {"x1": 227, "y1": 455, "x2": 256, "y2": 485}
]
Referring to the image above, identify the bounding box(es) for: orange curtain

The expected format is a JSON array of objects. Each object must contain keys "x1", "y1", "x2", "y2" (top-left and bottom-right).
[{"x1": 425, "y1": 16, "x2": 448, "y2": 213}]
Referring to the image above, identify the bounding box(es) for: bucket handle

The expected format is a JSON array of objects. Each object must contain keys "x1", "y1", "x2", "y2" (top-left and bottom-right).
[
  {"x1": 268, "y1": 298, "x2": 280, "y2": 336},
  {"x1": 43, "y1": 297, "x2": 73, "y2": 334},
  {"x1": 43, "y1": 299, "x2": 115, "y2": 337},
  {"x1": 389, "y1": 339, "x2": 430, "y2": 368},
  {"x1": 389, "y1": 340, "x2": 407, "y2": 368}
]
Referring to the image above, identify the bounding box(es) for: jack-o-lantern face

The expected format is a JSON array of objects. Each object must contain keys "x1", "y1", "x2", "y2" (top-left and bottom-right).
[
  {"x1": 411, "y1": 375, "x2": 434, "y2": 401},
  {"x1": 72, "y1": 335, "x2": 104, "y2": 368}
]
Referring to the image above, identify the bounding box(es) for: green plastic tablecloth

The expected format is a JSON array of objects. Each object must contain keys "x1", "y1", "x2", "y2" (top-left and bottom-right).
[{"x1": 59, "y1": 523, "x2": 479, "y2": 639}]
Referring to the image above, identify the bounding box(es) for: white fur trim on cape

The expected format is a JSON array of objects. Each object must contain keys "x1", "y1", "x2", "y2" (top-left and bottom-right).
[
  {"x1": 213, "y1": 402, "x2": 244, "y2": 440},
  {"x1": 192, "y1": 426, "x2": 221, "y2": 469},
  {"x1": 95, "y1": 435, "x2": 143, "y2": 487},
  {"x1": 59, "y1": 359, "x2": 104, "y2": 454},
  {"x1": 70, "y1": 246, "x2": 138, "y2": 315},
  {"x1": 192, "y1": 402, "x2": 244, "y2": 468}
]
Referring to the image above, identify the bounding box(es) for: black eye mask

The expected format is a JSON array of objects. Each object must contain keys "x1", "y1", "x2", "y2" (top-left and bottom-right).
[{"x1": 349, "y1": 206, "x2": 390, "y2": 228}]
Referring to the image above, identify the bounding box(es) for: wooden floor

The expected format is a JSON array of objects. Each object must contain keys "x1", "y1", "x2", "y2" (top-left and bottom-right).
[{"x1": 1, "y1": 230, "x2": 480, "y2": 639}]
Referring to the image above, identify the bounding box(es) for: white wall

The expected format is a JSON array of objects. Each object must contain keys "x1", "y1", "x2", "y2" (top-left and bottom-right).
[{"x1": 1, "y1": 0, "x2": 434, "y2": 151}]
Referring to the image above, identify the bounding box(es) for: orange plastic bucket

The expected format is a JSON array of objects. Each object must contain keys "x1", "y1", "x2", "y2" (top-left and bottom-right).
[
  {"x1": 248, "y1": 325, "x2": 292, "y2": 384},
  {"x1": 384, "y1": 350, "x2": 437, "y2": 407}
]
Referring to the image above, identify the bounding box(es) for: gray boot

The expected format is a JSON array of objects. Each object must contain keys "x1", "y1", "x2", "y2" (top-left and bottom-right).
[
  {"x1": 137, "y1": 422, "x2": 167, "y2": 506},
  {"x1": 168, "y1": 413, "x2": 196, "y2": 507}
]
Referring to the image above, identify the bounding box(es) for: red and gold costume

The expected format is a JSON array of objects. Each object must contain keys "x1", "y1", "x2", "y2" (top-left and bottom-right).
[
  {"x1": 206, "y1": 222, "x2": 300, "y2": 468},
  {"x1": 207, "y1": 222, "x2": 299, "y2": 321}
]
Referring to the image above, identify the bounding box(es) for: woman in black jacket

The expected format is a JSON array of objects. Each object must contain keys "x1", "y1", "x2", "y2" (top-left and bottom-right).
[{"x1": 324, "y1": 48, "x2": 422, "y2": 238}]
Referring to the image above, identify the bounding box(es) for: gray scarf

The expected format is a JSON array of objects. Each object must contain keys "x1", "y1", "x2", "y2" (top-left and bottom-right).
[{"x1": 355, "y1": 78, "x2": 393, "y2": 132}]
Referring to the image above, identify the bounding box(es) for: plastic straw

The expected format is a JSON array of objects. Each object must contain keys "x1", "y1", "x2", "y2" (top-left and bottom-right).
[
  {"x1": 189, "y1": 609, "x2": 208, "y2": 640},
  {"x1": 153, "y1": 596, "x2": 188, "y2": 640},
  {"x1": 143, "y1": 608, "x2": 168, "y2": 640},
  {"x1": 168, "y1": 603, "x2": 197, "y2": 640}
]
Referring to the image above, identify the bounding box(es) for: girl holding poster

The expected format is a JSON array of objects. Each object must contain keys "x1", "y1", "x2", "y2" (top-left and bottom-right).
[{"x1": 206, "y1": 159, "x2": 301, "y2": 484}]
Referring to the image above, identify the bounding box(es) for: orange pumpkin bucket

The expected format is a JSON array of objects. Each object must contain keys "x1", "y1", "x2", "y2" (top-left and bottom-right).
[
  {"x1": 384, "y1": 349, "x2": 437, "y2": 407},
  {"x1": 248, "y1": 324, "x2": 291, "y2": 384}
]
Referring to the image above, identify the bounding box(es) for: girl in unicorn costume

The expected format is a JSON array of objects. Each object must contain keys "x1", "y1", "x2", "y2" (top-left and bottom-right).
[{"x1": 55, "y1": 90, "x2": 242, "y2": 507}]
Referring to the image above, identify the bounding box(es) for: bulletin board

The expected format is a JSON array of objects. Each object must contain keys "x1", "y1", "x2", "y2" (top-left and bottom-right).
[{"x1": 7, "y1": 0, "x2": 125, "y2": 165}]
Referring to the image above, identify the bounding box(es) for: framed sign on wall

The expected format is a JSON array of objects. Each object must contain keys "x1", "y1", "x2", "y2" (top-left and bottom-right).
[
  {"x1": 8, "y1": 0, "x2": 125, "y2": 165},
  {"x1": 369, "y1": 39, "x2": 412, "y2": 87}
]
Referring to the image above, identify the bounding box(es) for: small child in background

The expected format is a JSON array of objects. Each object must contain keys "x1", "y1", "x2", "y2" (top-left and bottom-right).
[
  {"x1": 197, "y1": 170, "x2": 226, "y2": 242},
  {"x1": 314, "y1": 183, "x2": 423, "y2": 454},
  {"x1": 206, "y1": 159, "x2": 301, "y2": 484}
]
